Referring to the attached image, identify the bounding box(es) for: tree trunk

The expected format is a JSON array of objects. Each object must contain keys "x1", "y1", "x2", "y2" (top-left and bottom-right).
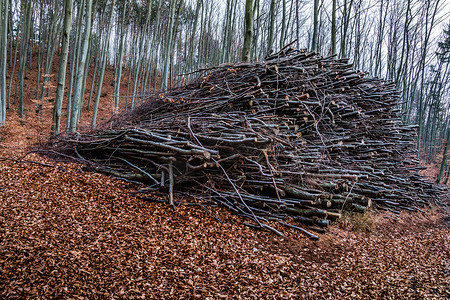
[
  {"x1": 52, "y1": 0, "x2": 73, "y2": 134},
  {"x1": 279, "y1": 0, "x2": 286, "y2": 50},
  {"x1": 68, "y1": 0, "x2": 93, "y2": 132},
  {"x1": 87, "y1": 45, "x2": 100, "y2": 110},
  {"x1": 311, "y1": 0, "x2": 319, "y2": 51},
  {"x1": 161, "y1": 0, "x2": 177, "y2": 90},
  {"x1": 0, "y1": 0, "x2": 8, "y2": 125},
  {"x1": 340, "y1": 0, "x2": 354, "y2": 58},
  {"x1": 113, "y1": 1, "x2": 128, "y2": 112},
  {"x1": 242, "y1": 0, "x2": 253, "y2": 61},
  {"x1": 251, "y1": 0, "x2": 260, "y2": 60},
  {"x1": 331, "y1": 0, "x2": 337, "y2": 56},
  {"x1": 188, "y1": 0, "x2": 202, "y2": 72},
  {"x1": 267, "y1": 0, "x2": 275, "y2": 53},
  {"x1": 91, "y1": 0, "x2": 116, "y2": 128},
  {"x1": 6, "y1": 5, "x2": 20, "y2": 109},
  {"x1": 437, "y1": 128, "x2": 450, "y2": 183},
  {"x1": 131, "y1": 1, "x2": 152, "y2": 108},
  {"x1": 40, "y1": 1, "x2": 61, "y2": 103},
  {"x1": 17, "y1": 0, "x2": 32, "y2": 118},
  {"x1": 417, "y1": 0, "x2": 441, "y2": 162},
  {"x1": 66, "y1": 0, "x2": 85, "y2": 130}
]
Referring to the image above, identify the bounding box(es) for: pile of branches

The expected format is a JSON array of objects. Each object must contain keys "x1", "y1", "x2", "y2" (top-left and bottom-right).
[{"x1": 49, "y1": 48, "x2": 445, "y2": 238}]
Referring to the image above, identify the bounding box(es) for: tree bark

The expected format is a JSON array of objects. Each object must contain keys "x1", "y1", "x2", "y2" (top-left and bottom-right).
[
  {"x1": 92, "y1": 0, "x2": 116, "y2": 128},
  {"x1": 52, "y1": 0, "x2": 73, "y2": 134},
  {"x1": 331, "y1": 0, "x2": 337, "y2": 56},
  {"x1": 0, "y1": 0, "x2": 8, "y2": 124},
  {"x1": 113, "y1": 1, "x2": 128, "y2": 112},
  {"x1": 69, "y1": 0, "x2": 93, "y2": 132},
  {"x1": 437, "y1": 128, "x2": 450, "y2": 183},
  {"x1": 17, "y1": 0, "x2": 32, "y2": 118},
  {"x1": 267, "y1": 0, "x2": 276, "y2": 53},
  {"x1": 311, "y1": 0, "x2": 319, "y2": 51},
  {"x1": 242, "y1": 0, "x2": 254, "y2": 61}
]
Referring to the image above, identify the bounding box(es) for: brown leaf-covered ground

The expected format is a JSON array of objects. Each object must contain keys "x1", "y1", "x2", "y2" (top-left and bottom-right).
[{"x1": 0, "y1": 64, "x2": 449, "y2": 299}]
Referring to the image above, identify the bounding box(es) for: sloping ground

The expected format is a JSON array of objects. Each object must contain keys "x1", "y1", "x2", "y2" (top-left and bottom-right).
[{"x1": 0, "y1": 113, "x2": 449, "y2": 299}]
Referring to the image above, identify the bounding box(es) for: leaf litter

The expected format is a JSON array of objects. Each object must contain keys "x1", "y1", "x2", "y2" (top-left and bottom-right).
[{"x1": 0, "y1": 82, "x2": 448, "y2": 300}]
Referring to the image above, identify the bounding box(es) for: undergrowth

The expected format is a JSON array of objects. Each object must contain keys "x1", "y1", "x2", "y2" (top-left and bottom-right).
[{"x1": 340, "y1": 211, "x2": 376, "y2": 233}]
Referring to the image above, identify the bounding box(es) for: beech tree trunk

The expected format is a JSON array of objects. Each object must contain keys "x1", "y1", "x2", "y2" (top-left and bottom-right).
[
  {"x1": 52, "y1": 0, "x2": 73, "y2": 134},
  {"x1": 0, "y1": 0, "x2": 8, "y2": 125},
  {"x1": 69, "y1": 0, "x2": 93, "y2": 132},
  {"x1": 437, "y1": 128, "x2": 450, "y2": 183},
  {"x1": 331, "y1": 0, "x2": 337, "y2": 55},
  {"x1": 311, "y1": 0, "x2": 319, "y2": 51},
  {"x1": 17, "y1": 0, "x2": 32, "y2": 118},
  {"x1": 242, "y1": 0, "x2": 253, "y2": 61}
]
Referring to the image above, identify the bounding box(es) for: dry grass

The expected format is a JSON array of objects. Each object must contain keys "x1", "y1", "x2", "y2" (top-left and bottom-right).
[{"x1": 340, "y1": 211, "x2": 376, "y2": 233}]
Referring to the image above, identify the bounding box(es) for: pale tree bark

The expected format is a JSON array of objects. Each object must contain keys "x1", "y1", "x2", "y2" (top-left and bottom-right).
[
  {"x1": 40, "y1": 1, "x2": 61, "y2": 104},
  {"x1": 251, "y1": 0, "x2": 259, "y2": 60},
  {"x1": 295, "y1": 0, "x2": 300, "y2": 49},
  {"x1": 66, "y1": 0, "x2": 85, "y2": 130},
  {"x1": 311, "y1": 0, "x2": 319, "y2": 51},
  {"x1": 125, "y1": 31, "x2": 137, "y2": 109},
  {"x1": 0, "y1": 0, "x2": 8, "y2": 125},
  {"x1": 69, "y1": 0, "x2": 93, "y2": 132},
  {"x1": 87, "y1": 45, "x2": 100, "y2": 110},
  {"x1": 187, "y1": 0, "x2": 202, "y2": 73},
  {"x1": 131, "y1": 0, "x2": 152, "y2": 108},
  {"x1": 17, "y1": 0, "x2": 32, "y2": 118},
  {"x1": 150, "y1": 0, "x2": 163, "y2": 90},
  {"x1": 92, "y1": 0, "x2": 116, "y2": 128},
  {"x1": 113, "y1": 0, "x2": 128, "y2": 112},
  {"x1": 7, "y1": 0, "x2": 11, "y2": 67},
  {"x1": 35, "y1": 0, "x2": 43, "y2": 107},
  {"x1": 161, "y1": 0, "x2": 178, "y2": 90},
  {"x1": 168, "y1": 0, "x2": 184, "y2": 87},
  {"x1": 78, "y1": 0, "x2": 97, "y2": 116},
  {"x1": 6, "y1": 4, "x2": 20, "y2": 109},
  {"x1": 52, "y1": 0, "x2": 73, "y2": 134},
  {"x1": 143, "y1": 0, "x2": 163, "y2": 96}
]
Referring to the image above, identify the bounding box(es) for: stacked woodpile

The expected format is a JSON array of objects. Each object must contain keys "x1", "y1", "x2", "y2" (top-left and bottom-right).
[{"x1": 50, "y1": 48, "x2": 445, "y2": 238}]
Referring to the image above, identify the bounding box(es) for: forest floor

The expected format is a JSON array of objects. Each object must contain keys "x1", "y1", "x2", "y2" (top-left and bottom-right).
[{"x1": 0, "y1": 60, "x2": 449, "y2": 299}]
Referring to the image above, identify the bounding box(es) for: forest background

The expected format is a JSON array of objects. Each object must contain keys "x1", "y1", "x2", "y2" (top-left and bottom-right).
[{"x1": 0, "y1": 0, "x2": 449, "y2": 180}]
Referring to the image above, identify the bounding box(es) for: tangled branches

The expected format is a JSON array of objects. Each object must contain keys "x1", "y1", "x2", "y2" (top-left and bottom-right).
[{"x1": 48, "y1": 48, "x2": 445, "y2": 237}]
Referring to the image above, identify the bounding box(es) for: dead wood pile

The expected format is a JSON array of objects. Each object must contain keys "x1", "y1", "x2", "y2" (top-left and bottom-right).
[{"x1": 49, "y1": 48, "x2": 445, "y2": 238}]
